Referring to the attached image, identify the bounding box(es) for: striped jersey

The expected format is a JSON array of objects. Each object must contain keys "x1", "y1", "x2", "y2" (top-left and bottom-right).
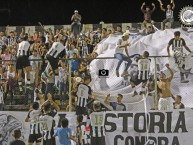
[
  {"x1": 137, "y1": 58, "x2": 151, "y2": 80},
  {"x1": 39, "y1": 113, "x2": 55, "y2": 140},
  {"x1": 166, "y1": 9, "x2": 173, "y2": 19},
  {"x1": 7, "y1": 37, "x2": 15, "y2": 46},
  {"x1": 77, "y1": 123, "x2": 91, "y2": 145},
  {"x1": 77, "y1": 83, "x2": 92, "y2": 107},
  {"x1": 27, "y1": 109, "x2": 41, "y2": 135},
  {"x1": 168, "y1": 38, "x2": 186, "y2": 53},
  {"x1": 58, "y1": 67, "x2": 68, "y2": 83},
  {"x1": 17, "y1": 41, "x2": 30, "y2": 56},
  {"x1": 90, "y1": 111, "x2": 106, "y2": 137},
  {"x1": 47, "y1": 42, "x2": 65, "y2": 58}
]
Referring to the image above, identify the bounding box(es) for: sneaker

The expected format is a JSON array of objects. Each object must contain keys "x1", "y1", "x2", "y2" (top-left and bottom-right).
[
  {"x1": 116, "y1": 70, "x2": 119, "y2": 77},
  {"x1": 132, "y1": 91, "x2": 138, "y2": 97},
  {"x1": 26, "y1": 86, "x2": 33, "y2": 91},
  {"x1": 121, "y1": 71, "x2": 129, "y2": 77},
  {"x1": 19, "y1": 86, "x2": 23, "y2": 92},
  {"x1": 181, "y1": 79, "x2": 189, "y2": 83}
]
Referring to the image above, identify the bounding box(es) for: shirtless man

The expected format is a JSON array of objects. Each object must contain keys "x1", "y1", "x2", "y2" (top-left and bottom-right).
[{"x1": 157, "y1": 63, "x2": 174, "y2": 110}]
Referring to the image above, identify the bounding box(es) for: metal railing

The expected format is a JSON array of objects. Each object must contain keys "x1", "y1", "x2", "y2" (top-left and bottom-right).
[{"x1": 1, "y1": 54, "x2": 190, "y2": 111}]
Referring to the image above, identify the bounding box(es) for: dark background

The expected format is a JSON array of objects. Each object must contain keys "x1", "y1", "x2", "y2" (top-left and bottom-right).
[{"x1": 0, "y1": 0, "x2": 192, "y2": 26}]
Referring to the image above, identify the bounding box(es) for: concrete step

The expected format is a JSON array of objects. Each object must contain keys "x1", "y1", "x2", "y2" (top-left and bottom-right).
[{"x1": 3, "y1": 104, "x2": 66, "y2": 111}]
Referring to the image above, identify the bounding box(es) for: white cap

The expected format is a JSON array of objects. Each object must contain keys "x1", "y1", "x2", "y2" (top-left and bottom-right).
[{"x1": 74, "y1": 10, "x2": 78, "y2": 13}]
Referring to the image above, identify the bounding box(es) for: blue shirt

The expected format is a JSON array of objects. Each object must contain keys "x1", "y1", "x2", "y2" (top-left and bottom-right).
[
  {"x1": 71, "y1": 60, "x2": 80, "y2": 72},
  {"x1": 110, "y1": 102, "x2": 126, "y2": 111},
  {"x1": 55, "y1": 127, "x2": 72, "y2": 145},
  {"x1": 67, "y1": 49, "x2": 79, "y2": 58}
]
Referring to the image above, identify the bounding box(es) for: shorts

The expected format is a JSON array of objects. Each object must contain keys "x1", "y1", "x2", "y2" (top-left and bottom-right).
[
  {"x1": 28, "y1": 134, "x2": 42, "y2": 143},
  {"x1": 76, "y1": 106, "x2": 87, "y2": 115},
  {"x1": 43, "y1": 138, "x2": 56, "y2": 145},
  {"x1": 158, "y1": 97, "x2": 173, "y2": 110},
  {"x1": 16, "y1": 55, "x2": 30, "y2": 70},
  {"x1": 46, "y1": 54, "x2": 58, "y2": 71},
  {"x1": 91, "y1": 136, "x2": 106, "y2": 145}
]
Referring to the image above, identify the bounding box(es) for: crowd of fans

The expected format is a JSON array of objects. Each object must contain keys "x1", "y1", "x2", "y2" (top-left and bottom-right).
[
  {"x1": 0, "y1": 1, "x2": 190, "y2": 145},
  {"x1": 0, "y1": 0, "x2": 186, "y2": 113},
  {"x1": 0, "y1": 21, "x2": 165, "y2": 109},
  {"x1": 0, "y1": 20, "x2": 128, "y2": 108}
]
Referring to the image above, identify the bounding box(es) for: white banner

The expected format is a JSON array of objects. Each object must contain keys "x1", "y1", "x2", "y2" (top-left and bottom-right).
[
  {"x1": 0, "y1": 109, "x2": 193, "y2": 145},
  {"x1": 105, "y1": 109, "x2": 193, "y2": 145}
]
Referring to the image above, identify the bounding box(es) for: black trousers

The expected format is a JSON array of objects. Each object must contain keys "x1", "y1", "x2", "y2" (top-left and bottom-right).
[{"x1": 91, "y1": 136, "x2": 106, "y2": 145}]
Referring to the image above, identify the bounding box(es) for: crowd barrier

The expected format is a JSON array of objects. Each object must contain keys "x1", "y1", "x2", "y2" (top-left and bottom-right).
[
  {"x1": 0, "y1": 109, "x2": 193, "y2": 145},
  {"x1": 1, "y1": 53, "x2": 193, "y2": 111},
  {"x1": 0, "y1": 21, "x2": 182, "y2": 34}
]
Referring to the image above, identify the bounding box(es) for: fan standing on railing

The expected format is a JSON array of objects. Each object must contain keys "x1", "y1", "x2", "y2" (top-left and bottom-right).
[
  {"x1": 141, "y1": 2, "x2": 156, "y2": 28},
  {"x1": 114, "y1": 32, "x2": 132, "y2": 77},
  {"x1": 167, "y1": 31, "x2": 192, "y2": 83},
  {"x1": 130, "y1": 51, "x2": 151, "y2": 97},
  {"x1": 158, "y1": 0, "x2": 175, "y2": 30},
  {"x1": 16, "y1": 33, "x2": 32, "y2": 92},
  {"x1": 71, "y1": 10, "x2": 82, "y2": 38},
  {"x1": 45, "y1": 35, "x2": 66, "y2": 91}
]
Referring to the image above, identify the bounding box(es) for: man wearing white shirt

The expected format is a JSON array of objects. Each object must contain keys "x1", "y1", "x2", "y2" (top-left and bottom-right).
[
  {"x1": 16, "y1": 34, "x2": 31, "y2": 91},
  {"x1": 114, "y1": 32, "x2": 132, "y2": 77},
  {"x1": 66, "y1": 43, "x2": 79, "y2": 58},
  {"x1": 58, "y1": 61, "x2": 68, "y2": 104},
  {"x1": 46, "y1": 36, "x2": 65, "y2": 89},
  {"x1": 29, "y1": 49, "x2": 42, "y2": 85}
]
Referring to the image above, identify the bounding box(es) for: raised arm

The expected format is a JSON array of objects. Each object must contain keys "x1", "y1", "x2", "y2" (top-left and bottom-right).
[
  {"x1": 151, "y1": 3, "x2": 156, "y2": 12},
  {"x1": 165, "y1": 63, "x2": 174, "y2": 81},
  {"x1": 171, "y1": 0, "x2": 175, "y2": 10},
  {"x1": 104, "y1": 94, "x2": 110, "y2": 105},
  {"x1": 50, "y1": 99, "x2": 60, "y2": 112},
  {"x1": 141, "y1": 2, "x2": 146, "y2": 12},
  {"x1": 158, "y1": 0, "x2": 165, "y2": 11},
  {"x1": 20, "y1": 28, "x2": 24, "y2": 38},
  {"x1": 28, "y1": 28, "x2": 31, "y2": 37},
  {"x1": 38, "y1": 22, "x2": 50, "y2": 34},
  {"x1": 25, "y1": 106, "x2": 33, "y2": 122}
]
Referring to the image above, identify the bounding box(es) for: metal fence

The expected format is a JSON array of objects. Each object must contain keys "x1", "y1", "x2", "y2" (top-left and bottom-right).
[{"x1": 1, "y1": 54, "x2": 192, "y2": 111}]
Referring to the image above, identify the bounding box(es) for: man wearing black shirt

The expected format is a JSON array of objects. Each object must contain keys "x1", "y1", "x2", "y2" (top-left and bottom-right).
[{"x1": 9, "y1": 129, "x2": 25, "y2": 145}]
